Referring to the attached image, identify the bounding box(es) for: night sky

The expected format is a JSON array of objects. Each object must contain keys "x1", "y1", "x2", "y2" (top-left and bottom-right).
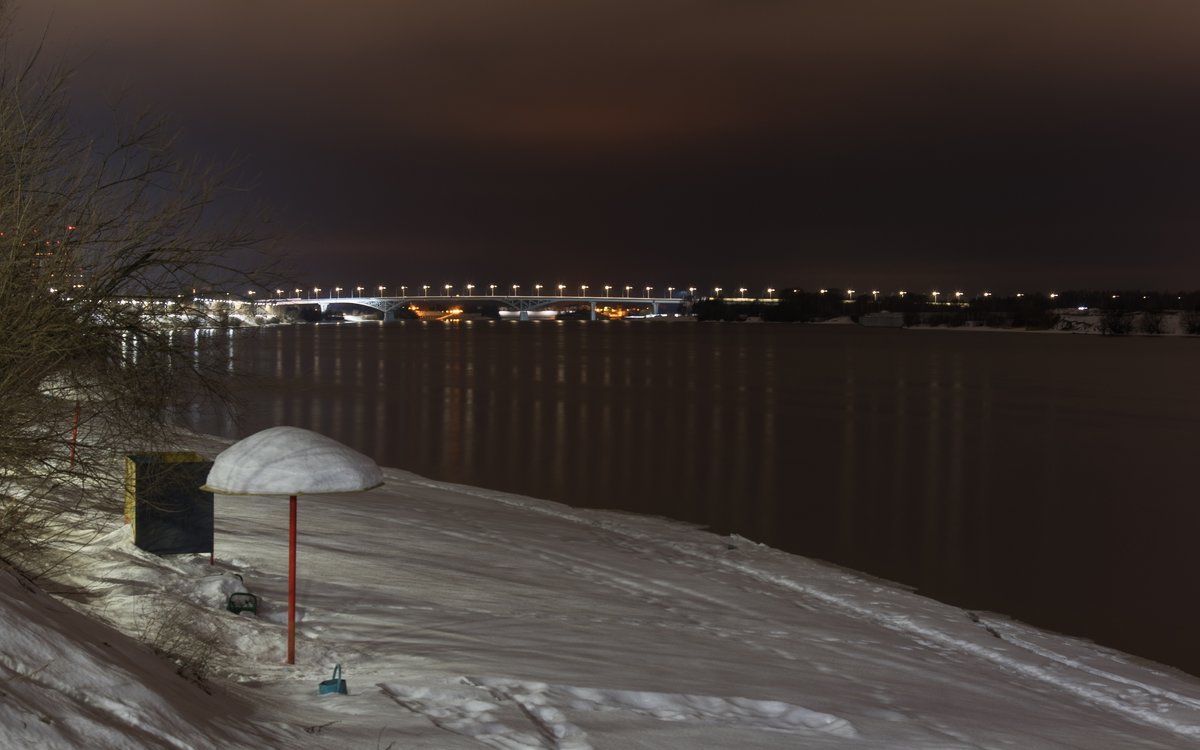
[{"x1": 14, "y1": 1, "x2": 1200, "y2": 293}]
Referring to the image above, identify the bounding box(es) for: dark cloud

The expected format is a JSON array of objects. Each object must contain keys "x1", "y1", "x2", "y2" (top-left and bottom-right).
[{"x1": 14, "y1": 1, "x2": 1200, "y2": 290}]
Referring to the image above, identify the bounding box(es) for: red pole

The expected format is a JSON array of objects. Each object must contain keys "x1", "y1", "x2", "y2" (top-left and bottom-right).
[
  {"x1": 69, "y1": 401, "x2": 80, "y2": 467},
  {"x1": 287, "y1": 494, "x2": 297, "y2": 665}
]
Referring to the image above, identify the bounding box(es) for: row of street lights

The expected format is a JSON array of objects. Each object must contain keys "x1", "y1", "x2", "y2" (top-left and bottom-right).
[
  {"x1": 269, "y1": 285, "x2": 785, "y2": 300},
  {"x1": 817, "y1": 289, "x2": 1054, "y2": 303},
  {"x1": 248, "y1": 286, "x2": 1057, "y2": 303}
]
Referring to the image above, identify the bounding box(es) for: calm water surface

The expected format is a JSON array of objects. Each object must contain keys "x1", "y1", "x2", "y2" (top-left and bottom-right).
[{"x1": 184, "y1": 321, "x2": 1200, "y2": 676}]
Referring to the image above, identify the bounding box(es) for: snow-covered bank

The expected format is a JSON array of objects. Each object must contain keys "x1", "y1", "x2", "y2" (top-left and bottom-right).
[{"x1": 11, "y1": 450, "x2": 1200, "y2": 748}]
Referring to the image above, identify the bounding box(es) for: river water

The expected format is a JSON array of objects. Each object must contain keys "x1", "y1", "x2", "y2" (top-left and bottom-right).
[{"x1": 182, "y1": 320, "x2": 1200, "y2": 676}]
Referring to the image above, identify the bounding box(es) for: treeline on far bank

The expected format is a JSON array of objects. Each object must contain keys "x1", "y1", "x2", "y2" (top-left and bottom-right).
[{"x1": 692, "y1": 288, "x2": 1200, "y2": 334}]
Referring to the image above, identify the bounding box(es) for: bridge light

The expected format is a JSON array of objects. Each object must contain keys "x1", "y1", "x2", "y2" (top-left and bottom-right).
[
  {"x1": 466, "y1": 284, "x2": 474, "y2": 295},
  {"x1": 819, "y1": 288, "x2": 827, "y2": 294},
  {"x1": 624, "y1": 285, "x2": 632, "y2": 296},
  {"x1": 422, "y1": 284, "x2": 430, "y2": 295},
  {"x1": 313, "y1": 287, "x2": 321, "y2": 298},
  {"x1": 898, "y1": 290, "x2": 906, "y2": 297},
  {"x1": 646, "y1": 286, "x2": 653, "y2": 298},
  {"x1": 276, "y1": 288, "x2": 284, "y2": 297},
  {"x1": 444, "y1": 284, "x2": 452, "y2": 296},
  {"x1": 871, "y1": 290, "x2": 879, "y2": 301},
  {"x1": 379, "y1": 285, "x2": 387, "y2": 295},
  {"x1": 954, "y1": 291, "x2": 963, "y2": 300},
  {"x1": 738, "y1": 287, "x2": 746, "y2": 297},
  {"x1": 932, "y1": 290, "x2": 940, "y2": 302},
  {"x1": 334, "y1": 286, "x2": 342, "y2": 298},
  {"x1": 400, "y1": 285, "x2": 406, "y2": 296},
  {"x1": 512, "y1": 284, "x2": 520, "y2": 294},
  {"x1": 847, "y1": 289, "x2": 855, "y2": 298},
  {"x1": 535, "y1": 284, "x2": 543, "y2": 295},
  {"x1": 667, "y1": 286, "x2": 674, "y2": 297},
  {"x1": 356, "y1": 285, "x2": 364, "y2": 295},
  {"x1": 581, "y1": 284, "x2": 588, "y2": 296},
  {"x1": 557, "y1": 284, "x2": 566, "y2": 295},
  {"x1": 489, "y1": 284, "x2": 496, "y2": 295},
  {"x1": 766, "y1": 287, "x2": 774, "y2": 299},
  {"x1": 714, "y1": 287, "x2": 722, "y2": 296},
  {"x1": 604, "y1": 285, "x2": 611, "y2": 297}
]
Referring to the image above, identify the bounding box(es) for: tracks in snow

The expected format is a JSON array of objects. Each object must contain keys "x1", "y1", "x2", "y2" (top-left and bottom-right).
[
  {"x1": 382, "y1": 676, "x2": 857, "y2": 749},
  {"x1": 407, "y1": 477, "x2": 1200, "y2": 742}
]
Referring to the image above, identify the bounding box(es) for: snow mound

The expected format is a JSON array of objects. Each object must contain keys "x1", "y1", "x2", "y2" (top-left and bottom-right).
[{"x1": 202, "y1": 426, "x2": 383, "y2": 496}]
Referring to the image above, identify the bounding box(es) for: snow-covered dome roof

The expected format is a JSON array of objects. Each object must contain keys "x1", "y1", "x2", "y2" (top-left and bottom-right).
[{"x1": 202, "y1": 426, "x2": 383, "y2": 496}]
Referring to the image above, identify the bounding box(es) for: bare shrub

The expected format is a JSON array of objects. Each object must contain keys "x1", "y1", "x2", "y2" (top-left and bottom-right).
[
  {"x1": 1138, "y1": 311, "x2": 1163, "y2": 335},
  {"x1": 0, "y1": 12, "x2": 271, "y2": 572},
  {"x1": 1184, "y1": 310, "x2": 1200, "y2": 335},
  {"x1": 1100, "y1": 310, "x2": 1132, "y2": 336},
  {"x1": 134, "y1": 597, "x2": 220, "y2": 684}
]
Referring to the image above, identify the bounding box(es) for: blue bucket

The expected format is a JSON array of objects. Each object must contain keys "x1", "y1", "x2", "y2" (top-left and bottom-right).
[{"x1": 318, "y1": 664, "x2": 347, "y2": 695}]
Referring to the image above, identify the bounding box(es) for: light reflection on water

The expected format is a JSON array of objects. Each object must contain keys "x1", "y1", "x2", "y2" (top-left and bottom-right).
[{"x1": 183, "y1": 320, "x2": 1200, "y2": 676}]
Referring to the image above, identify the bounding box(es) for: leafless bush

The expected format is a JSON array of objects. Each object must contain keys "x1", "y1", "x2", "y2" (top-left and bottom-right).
[
  {"x1": 1184, "y1": 310, "x2": 1200, "y2": 335},
  {"x1": 1100, "y1": 310, "x2": 1132, "y2": 336},
  {"x1": 0, "y1": 9, "x2": 271, "y2": 572},
  {"x1": 134, "y1": 597, "x2": 220, "y2": 684},
  {"x1": 1138, "y1": 311, "x2": 1163, "y2": 335}
]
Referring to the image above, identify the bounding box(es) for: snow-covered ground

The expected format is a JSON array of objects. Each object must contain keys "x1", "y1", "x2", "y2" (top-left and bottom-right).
[{"x1": 8, "y1": 438, "x2": 1200, "y2": 749}]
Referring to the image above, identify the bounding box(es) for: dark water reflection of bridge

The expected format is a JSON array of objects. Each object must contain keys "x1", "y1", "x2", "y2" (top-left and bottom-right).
[{"x1": 182, "y1": 321, "x2": 1200, "y2": 678}]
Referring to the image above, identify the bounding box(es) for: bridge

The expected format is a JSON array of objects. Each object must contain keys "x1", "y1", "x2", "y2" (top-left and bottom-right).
[{"x1": 262, "y1": 293, "x2": 689, "y2": 321}]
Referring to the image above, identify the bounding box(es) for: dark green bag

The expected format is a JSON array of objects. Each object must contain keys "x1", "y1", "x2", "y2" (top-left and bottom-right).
[{"x1": 318, "y1": 664, "x2": 347, "y2": 695}]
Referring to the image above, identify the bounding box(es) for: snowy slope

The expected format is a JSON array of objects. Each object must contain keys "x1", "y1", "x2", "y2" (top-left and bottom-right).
[
  {"x1": 0, "y1": 566, "x2": 301, "y2": 749},
  {"x1": 11, "y1": 453, "x2": 1200, "y2": 748}
]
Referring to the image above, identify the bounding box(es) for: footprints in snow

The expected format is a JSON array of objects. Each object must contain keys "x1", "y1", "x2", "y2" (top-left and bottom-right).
[
  {"x1": 382, "y1": 676, "x2": 858, "y2": 749},
  {"x1": 383, "y1": 681, "x2": 586, "y2": 750}
]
